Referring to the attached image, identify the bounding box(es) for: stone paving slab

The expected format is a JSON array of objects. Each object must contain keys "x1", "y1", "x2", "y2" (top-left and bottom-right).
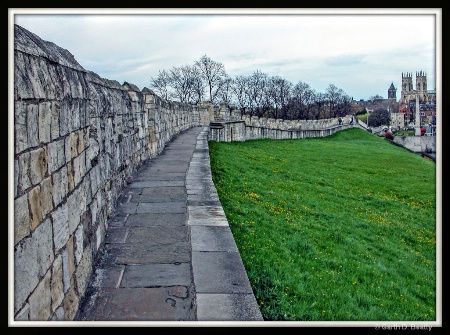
[
  {"x1": 132, "y1": 172, "x2": 186, "y2": 181},
  {"x1": 77, "y1": 286, "x2": 196, "y2": 321},
  {"x1": 126, "y1": 226, "x2": 189, "y2": 244},
  {"x1": 126, "y1": 213, "x2": 187, "y2": 227},
  {"x1": 187, "y1": 200, "x2": 222, "y2": 207},
  {"x1": 188, "y1": 205, "x2": 227, "y2": 220},
  {"x1": 196, "y1": 293, "x2": 264, "y2": 321},
  {"x1": 121, "y1": 263, "x2": 192, "y2": 287},
  {"x1": 128, "y1": 180, "x2": 185, "y2": 188},
  {"x1": 106, "y1": 242, "x2": 192, "y2": 265},
  {"x1": 129, "y1": 194, "x2": 186, "y2": 203},
  {"x1": 191, "y1": 226, "x2": 239, "y2": 252},
  {"x1": 141, "y1": 186, "x2": 186, "y2": 196},
  {"x1": 187, "y1": 194, "x2": 220, "y2": 201},
  {"x1": 107, "y1": 213, "x2": 129, "y2": 227},
  {"x1": 90, "y1": 265, "x2": 125, "y2": 289},
  {"x1": 136, "y1": 202, "x2": 186, "y2": 214},
  {"x1": 105, "y1": 227, "x2": 129, "y2": 244},
  {"x1": 192, "y1": 251, "x2": 254, "y2": 294},
  {"x1": 186, "y1": 185, "x2": 217, "y2": 193}
]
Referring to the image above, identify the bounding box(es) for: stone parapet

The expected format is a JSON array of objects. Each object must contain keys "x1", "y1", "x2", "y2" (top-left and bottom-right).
[{"x1": 13, "y1": 24, "x2": 213, "y2": 321}]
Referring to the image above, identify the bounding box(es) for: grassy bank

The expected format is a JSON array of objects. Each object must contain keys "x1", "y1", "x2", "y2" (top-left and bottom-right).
[{"x1": 208, "y1": 128, "x2": 436, "y2": 321}]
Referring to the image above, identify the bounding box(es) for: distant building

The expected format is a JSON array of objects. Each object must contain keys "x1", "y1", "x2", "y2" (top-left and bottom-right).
[
  {"x1": 398, "y1": 71, "x2": 436, "y2": 128},
  {"x1": 400, "y1": 71, "x2": 436, "y2": 104},
  {"x1": 388, "y1": 82, "x2": 397, "y2": 99}
]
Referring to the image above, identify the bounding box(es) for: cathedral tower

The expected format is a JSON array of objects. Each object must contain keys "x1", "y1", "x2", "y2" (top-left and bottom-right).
[
  {"x1": 402, "y1": 72, "x2": 413, "y2": 93},
  {"x1": 400, "y1": 72, "x2": 413, "y2": 104},
  {"x1": 416, "y1": 71, "x2": 427, "y2": 103}
]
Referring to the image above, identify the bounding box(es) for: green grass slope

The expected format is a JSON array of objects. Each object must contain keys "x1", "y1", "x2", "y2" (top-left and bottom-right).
[{"x1": 209, "y1": 128, "x2": 436, "y2": 321}]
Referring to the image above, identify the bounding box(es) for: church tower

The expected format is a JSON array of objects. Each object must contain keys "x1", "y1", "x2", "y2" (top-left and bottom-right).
[
  {"x1": 388, "y1": 82, "x2": 397, "y2": 100},
  {"x1": 400, "y1": 72, "x2": 413, "y2": 104},
  {"x1": 416, "y1": 71, "x2": 427, "y2": 103}
]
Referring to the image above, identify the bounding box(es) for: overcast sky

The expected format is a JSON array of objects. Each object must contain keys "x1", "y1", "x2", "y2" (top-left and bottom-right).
[{"x1": 11, "y1": 8, "x2": 440, "y2": 101}]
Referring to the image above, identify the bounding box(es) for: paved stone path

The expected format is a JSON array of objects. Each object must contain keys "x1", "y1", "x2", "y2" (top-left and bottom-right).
[{"x1": 75, "y1": 126, "x2": 263, "y2": 323}]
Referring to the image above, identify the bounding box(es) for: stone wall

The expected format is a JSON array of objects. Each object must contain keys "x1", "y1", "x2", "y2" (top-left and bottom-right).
[
  {"x1": 208, "y1": 114, "x2": 357, "y2": 142},
  {"x1": 13, "y1": 24, "x2": 213, "y2": 321},
  {"x1": 392, "y1": 135, "x2": 436, "y2": 153}
]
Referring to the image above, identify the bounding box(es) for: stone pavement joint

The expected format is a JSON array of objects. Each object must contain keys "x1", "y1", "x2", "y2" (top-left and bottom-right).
[{"x1": 75, "y1": 126, "x2": 263, "y2": 323}]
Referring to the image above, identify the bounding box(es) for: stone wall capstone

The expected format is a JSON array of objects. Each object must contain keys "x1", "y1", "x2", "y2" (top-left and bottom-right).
[{"x1": 13, "y1": 24, "x2": 214, "y2": 321}]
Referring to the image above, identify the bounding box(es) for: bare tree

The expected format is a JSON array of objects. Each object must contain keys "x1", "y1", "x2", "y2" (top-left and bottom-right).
[
  {"x1": 335, "y1": 89, "x2": 352, "y2": 117},
  {"x1": 216, "y1": 75, "x2": 234, "y2": 107},
  {"x1": 195, "y1": 55, "x2": 227, "y2": 103},
  {"x1": 369, "y1": 94, "x2": 384, "y2": 101},
  {"x1": 290, "y1": 81, "x2": 314, "y2": 119},
  {"x1": 312, "y1": 92, "x2": 327, "y2": 120},
  {"x1": 326, "y1": 84, "x2": 340, "y2": 118},
  {"x1": 266, "y1": 76, "x2": 293, "y2": 119},
  {"x1": 169, "y1": 65, "x2": 196, "y2": 103},
  {"x1": 231, "y1": 75, "x2": 250, "y2": 115},
  {"x1": 247, "y1": 70, "x2": 268, "y2": 116},
  {"x1": 149, "y1": 70, "x2": 172, "y2": 100},
  {"x1": 189, "y1": 65, "x2": 205, "y2": 104}
]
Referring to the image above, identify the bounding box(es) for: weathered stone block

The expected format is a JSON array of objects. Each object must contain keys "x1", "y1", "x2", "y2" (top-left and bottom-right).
[
  {"x1": 90, "y1": 195, "x2": 98, "y2": 228},
  {"x1": 27, "y1": 104, "x2": 39, "y2": 148},
  {"x1": 71, "y1": 100, "x2": 81, "y2": 130},
  {"x1": 73, "y1": 151, "x2": 85, "y2": 186},
  {"x1": 96, "y1": 221, "x2": 105, "y2": 250},
  {"x1": 47, "y1": 139, "x2": 65, "y2": 174},
  {"x1": 70, "y1": 131, "x2": 79, "y2": 159},
  {"x1": 40, "y1": 177, "x2": 53, "y2": 218},
  {"x1": 14, "y1": 159, "x2": 19, "y2": 198},
  {"x1": 61, "y1": 240, "x2": 74, "y2": 293},
  {"x1": 29, "y1": 270, "x2": 52, "y2": 321},
  {"x1": 84, "y1": 175, "x2": 92, "y2": 205},
  {"x1": 64, "y1": 135, "x2": 71, "y2": 163},
  {"x1": 78, "y1": 129, "x2": 86, "y2": 153},
  {"x1": 15, "y1": 303, "x2": 30, "y2": 321},
  {"x1": 52, "y1": 165, "x2": 68, "y2": 207},
  {"x1": 67, "y1": 161, "x2": 74, "y2": 192},
  {"x1": 14, "y1": 52, "x2": 33, "y2": 100},
  {"x1": 51, "y1": 101, "x2": 61, "y2": 140},
  {"x1": 51, "y1": 306, "x2": 65, "y2": 321},
  {"x1": 59, "y1": 100, "x2": 71, "y2": 137},
  {"x1": 52, "y1": 202, "x2": 69, "y2": 252},
  {"x1": 15, "y1": 101, "x2": 28, "y2": 154},
  {"x1": 39, "y1": 101, "x2": 52, "y2": 144},
  {"x1": 74, "y1": 224, "x2": 84, "y2": 265},
  {"x1": 51, "y1": 254, "x2": 64, "y2": 312},
  {"x1": 75, "y1": 246, "x2": 93, "y2": 296},
  {"x1": 28, "y1": 185, "x2": 42, "y2": 230},
  {"x1": 17, "y1": 153, "x2": 31, "y2": 195},
  {"x1": 28, "y1": 57, "x2": 47, "y2": 99},
  {"x1": 29, "y1": 147, "x2": 47, "y2": 186},
  {"x1": 14, "y1": 193, "x2": 30, "y2": 245},
  {"x1": 89, "y1": 165, "x2": 99, "y2": 196},
  {"x1": 62, "y1": 284, "x2": 79, "y2": 321},
  {"x1": 67, "y1": 187, "x2": 80, "y2": 234},
  {"x1": 14, "y1": 218, "x2": 54, "y2": 314}
]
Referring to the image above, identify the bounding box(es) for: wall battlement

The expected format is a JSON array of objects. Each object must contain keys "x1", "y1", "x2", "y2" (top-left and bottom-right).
[
  {"x1": 13, "y1": 24, "x2": 213, "y2": 321},
  {"x1": 209, "y1": 114, "x2": 357, "y2": 142}
]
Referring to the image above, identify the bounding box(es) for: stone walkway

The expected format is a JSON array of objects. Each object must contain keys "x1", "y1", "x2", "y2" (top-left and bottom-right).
[{"x1": 75, "y1": 126, "x2": 263, "y2": 323}]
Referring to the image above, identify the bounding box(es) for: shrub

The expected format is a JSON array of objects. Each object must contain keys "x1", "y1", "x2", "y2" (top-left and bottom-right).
[{"x1": 384, "y1": 130, "x2": 394, "y2": 140}]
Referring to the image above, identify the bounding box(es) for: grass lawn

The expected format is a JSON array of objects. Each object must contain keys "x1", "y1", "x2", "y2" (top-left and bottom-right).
[
  {"x1": 394, "y1": 130, "x2": 415, "y2": 136},
  {"x1": 208, "y1": 128, "x2": 437, "y2": 321}
]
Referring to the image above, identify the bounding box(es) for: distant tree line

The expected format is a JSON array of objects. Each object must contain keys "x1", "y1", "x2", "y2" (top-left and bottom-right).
[{"x1": 149, "y1": 55, "x2": 354, "y2": 120}]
